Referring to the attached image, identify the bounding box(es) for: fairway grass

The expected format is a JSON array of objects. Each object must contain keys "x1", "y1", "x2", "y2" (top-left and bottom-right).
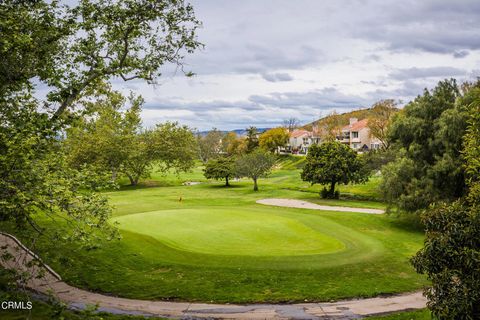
[{"x1": 0, "y1": 160, "x2": 429, "y2": 303}]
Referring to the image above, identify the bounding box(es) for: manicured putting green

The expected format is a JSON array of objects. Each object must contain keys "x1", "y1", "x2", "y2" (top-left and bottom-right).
[{"x1": 113, "y1": 208, "x2": 345, "y2": 256}]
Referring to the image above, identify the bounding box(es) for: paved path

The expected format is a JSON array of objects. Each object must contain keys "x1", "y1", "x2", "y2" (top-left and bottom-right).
[
  {"x1": 0, "y1": 232, "x2": 426, "y2": 319},
  {"x1": 257, "y1": 198, "x2": 385, "y2": 214}
]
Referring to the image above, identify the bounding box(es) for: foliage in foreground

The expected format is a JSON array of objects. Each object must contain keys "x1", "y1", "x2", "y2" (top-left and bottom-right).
[
  {"x1": 0, "y1": 0, "x2": 201, "y2": 242},
  {"x1": 381, "y1": 79, "x2": 468, "y2": 212},
  {"x1": 301, "y1": 142, "x2": 367, "y2": 199},
  {"x1": 412, "y1": 83, "x2": 480, "y2": 320}
]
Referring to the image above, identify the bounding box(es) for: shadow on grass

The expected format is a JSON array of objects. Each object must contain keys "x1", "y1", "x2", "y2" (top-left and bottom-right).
[
  {"x1": 206, "y1": 183, "x2": 245, "y2": 189},
  {"x1": 385, "y1": 213, "x2": 425, "y2": 233},
  {"x1": 118, "y1": 181, "x2": 175, "y2": 191}
]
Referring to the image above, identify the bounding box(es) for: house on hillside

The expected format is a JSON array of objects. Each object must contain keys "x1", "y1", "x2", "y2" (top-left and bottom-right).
[
  {"x1": 286, "y1": 129, "x2": 321, "y2": 154},
  {"x1": 337, "y1": 118, "x2": 381, "y2": 151}
]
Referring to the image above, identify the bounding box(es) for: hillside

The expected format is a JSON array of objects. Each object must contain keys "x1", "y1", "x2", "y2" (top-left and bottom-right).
[{"x1": 303, "y1": 105, "x2": 399, "y2": 130}]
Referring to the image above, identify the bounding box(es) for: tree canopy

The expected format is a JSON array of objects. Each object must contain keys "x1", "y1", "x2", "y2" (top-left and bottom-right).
[
  {"x1": 235, "y1": 149, "x2": 276, "y2": 191},
  {"x1": 301, "y1": 141, "x2": 366, "y2": 199},
  {"x1": 367, "y1": 99, "x2": 397, "y2": 149},
  {"x1": 381, "y1": 79, "x2": 468, "y2": 212},
  {"x1": 122, "y1": 122, "x2": 197, "y2": 186},
  {"x1": 197, "y1": 129, "x2": 223, "y2": 163},
  {"x1": 1, "y1": 0, "x2": 202, "y2": 118},
  {"x1": 204, "y1": 157, "x2": 236, "y2": 187},
  {"x1": 411, "y1": 82, "x2": 480, "y2": 319},
  {"x1": 245, "y1": 126, "x2": 260, "y2": 152},
  {"x1": 259, "y1": 127, "x2": 289, "y2": 153},
  {"x1": 0, "y1": 0, "x2": 201, "y2": 243}
]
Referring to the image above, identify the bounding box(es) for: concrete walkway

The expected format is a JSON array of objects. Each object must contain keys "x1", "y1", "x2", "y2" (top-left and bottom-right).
[
  {"x1": 257, "y1": 198, "x2": 385, "y2": 214},
  {"x1": 0, "y1": 232, "x2": 426, "y2": 319}
]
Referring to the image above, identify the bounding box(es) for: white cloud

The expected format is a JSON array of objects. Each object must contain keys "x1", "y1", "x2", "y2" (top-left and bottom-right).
[{"x1": 107, "y1": 0, "x2": 480, "y2": 130}]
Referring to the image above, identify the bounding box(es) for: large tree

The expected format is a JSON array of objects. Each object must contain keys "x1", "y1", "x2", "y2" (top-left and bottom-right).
[
  {"x1": 197, "y1": 128, "x2": 224, "y2": 163},
  {"x1": 0, "y1": 0, "x2": 201, "y2": 241},
  {"x1": 259, "y1": 127, "x2": 289, "y2": 153},
  {"x1": 2, "y1": 0, "x2": 201, "y2": 118},
  {"x1": 223, "y1": 132, "x2": 247, "y2": 156},
  {"x1": 64, "y1": 86, "x2": 142, "y2": 183},
  {"x1": 412, "y1": 83, "x2": 480, "y2": 319},
  {"x1": 381, "y1": 79, "x2": 468, "y2": 212},
  {"x1": 121, "y1": 122, "x2": 197, "y2": 186},
  {"x1": 204, "y1": 157, "x2": 236, "y2": 187},
  {"x1": 301, "y1": 142, "x2": 367, "y2": 199},
  {"x1": 235, "y1": 150, "x2": 276, "y2": 191}
]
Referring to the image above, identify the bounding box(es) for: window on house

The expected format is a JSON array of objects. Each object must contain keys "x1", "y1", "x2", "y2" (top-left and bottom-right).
[
  {"x1": 353, "y1": 143, "x2": 360, "y2": 149},
  {"x1": 352, "y1": 131, "x2": 359, "y2": 138}
]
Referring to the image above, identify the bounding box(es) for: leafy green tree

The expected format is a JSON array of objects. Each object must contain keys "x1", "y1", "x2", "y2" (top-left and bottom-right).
[
  {"x1": 411, "y1": 83, "x2": 480, "y2": 320},
  {"x1": 0, "y1": 92, "x2": 116, "y2": 242},
  {"x1": 259, "y1": 127, "x2": 289, "y2": 153},
  {"x1": 1, "y1": 0, "x2": 201, "y2": 118},
  {"x1": 235, "y1": 150, "x2": 276, "y2": 191},
  {"x1": 301, "y1": 142, "x2": 367, "y2": 199},
  {"x1": 462, "y1": 84, "x2": 480, "y2": 206},
  {"x1": 204, "y1": 157, "x2": 236, "y2": 187},
  {"x1": 0, "y1": 0, "x2": 201, "y2": 243},
  {"x1": 123, "y1": 122, "x2": 197, "y2": 186},
  {"x1": 225, "y1": 134, "x2": 247, "y2": 156},
  {"x1": 197, "y1": 129, "x2": 224, "y2": 163},
  {"x1": 382, "y1": 79, "x2": 468, "y2": 212},
  {"x1": 64, "y1": 86, "x2": 142, "y2": 182},
  {"x1": 245, "y1": 126, "x2": 260, "y2": 152},
  {"x1": 412, "y1": 201, "x2": 480, "y2": 320}
]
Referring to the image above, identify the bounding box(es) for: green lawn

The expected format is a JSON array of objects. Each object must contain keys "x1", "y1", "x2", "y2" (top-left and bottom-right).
[
  {"x1": 368, "y1": 309, "x2": 431, "y2": 319},
  {"x1": 0, "y1": 157, "x2": 428, "y2": 304}
]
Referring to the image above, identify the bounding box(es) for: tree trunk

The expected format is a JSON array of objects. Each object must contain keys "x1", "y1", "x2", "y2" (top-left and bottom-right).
[
  {"x1": 111, "y1": 167, "x2": 117, "y2": 182},
  {"x1": 329, "y1": 180, "x2": 336, "y2": 195},
  {"x1": 225, "y1": 176, "x2": 230, "y2": 187},
  {"x1": 253, "y1": 177, "x2": 258, "y2": 191},
  {"x1": 127, "y1": 173, "x2": 136, "y2": 186}
]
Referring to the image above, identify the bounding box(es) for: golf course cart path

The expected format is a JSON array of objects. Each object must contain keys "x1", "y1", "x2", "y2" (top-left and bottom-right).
[
  {"x1": 257, "y1": 198, "x2": 385, "y2": 214},
  {"x1": 0, "y1": 232, "x2": 425, "y2": 319}
]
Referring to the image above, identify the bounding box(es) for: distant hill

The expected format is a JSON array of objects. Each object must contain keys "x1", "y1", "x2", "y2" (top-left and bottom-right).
[
  {"x1": 198, "y1": 128, "x2": 271, "y2": 137},
  {"x1": 303, "y1": 105, "x2": 399, "y2": 130}
]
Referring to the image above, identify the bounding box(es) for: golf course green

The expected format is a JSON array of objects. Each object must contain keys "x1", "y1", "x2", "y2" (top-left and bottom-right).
[
  {"x1": 113, "y1": 208, "x2": 345, "y2": 256},
  {"x1": 2, "y1": 157, "x2": 428, "y2": 303}
]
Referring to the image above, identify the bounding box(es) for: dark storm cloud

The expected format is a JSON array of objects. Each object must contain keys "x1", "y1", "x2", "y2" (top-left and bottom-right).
[{"x1": 389, "y1": 67, "x2": 467, "y2": 81}]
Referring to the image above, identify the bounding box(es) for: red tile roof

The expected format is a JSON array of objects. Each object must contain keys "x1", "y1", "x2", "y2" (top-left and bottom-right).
[
  {"x1": 342, "y1": 119, "x2": 369, "y2": 131},
  {"x1": 290, "y1": 129, "x2": 311, "y2": 138}
]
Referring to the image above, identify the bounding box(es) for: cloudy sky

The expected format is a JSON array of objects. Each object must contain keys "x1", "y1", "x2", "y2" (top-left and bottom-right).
[{"x1": 112, "y1": 0, "x2": 480, "y2": 131}]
